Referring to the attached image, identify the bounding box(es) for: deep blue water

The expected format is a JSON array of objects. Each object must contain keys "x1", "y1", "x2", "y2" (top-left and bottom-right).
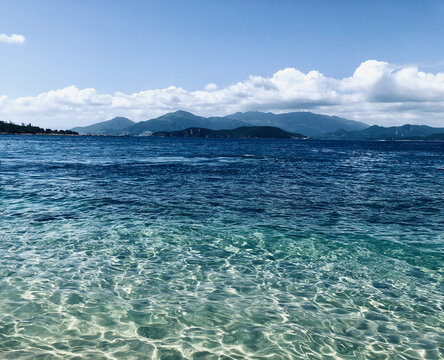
[{"x1": 0, "y1": 135, "x2": 443, "y2": 359}]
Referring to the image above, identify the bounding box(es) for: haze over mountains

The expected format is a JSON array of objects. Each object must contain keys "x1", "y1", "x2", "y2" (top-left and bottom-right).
[{"x1": 71, "y1": 110, "x2": 368, "y2": 137}]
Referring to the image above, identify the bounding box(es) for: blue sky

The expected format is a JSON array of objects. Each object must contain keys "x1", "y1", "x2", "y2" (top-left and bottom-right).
[{"x1": 1, "y1": 0, "x2": 444, "y2": 128}]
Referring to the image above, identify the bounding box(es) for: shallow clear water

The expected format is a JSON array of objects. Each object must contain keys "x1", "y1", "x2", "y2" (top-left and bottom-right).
[{"x1": 0, "y1": 135, "x2": 443, "y2": 359}]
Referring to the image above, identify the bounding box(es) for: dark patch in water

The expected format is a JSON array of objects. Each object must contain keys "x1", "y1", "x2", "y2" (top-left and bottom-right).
[
  {"x1": 137, "y1": 325, "x2": 169, "y2": 340},
  {"x1": 34, "y1": 212, "x2": 78, "y2": 222}
]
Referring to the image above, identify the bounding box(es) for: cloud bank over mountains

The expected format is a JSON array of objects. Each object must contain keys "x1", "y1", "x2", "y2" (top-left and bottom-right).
[
  {"x1": 0, "y1": 33, "x2": 26, "y2": 44},
  {"x1": 1, "y1": 60, "x2": 444, "y2": 128}
]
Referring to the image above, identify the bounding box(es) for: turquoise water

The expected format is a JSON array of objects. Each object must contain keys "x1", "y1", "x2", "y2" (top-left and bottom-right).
[{"x1": 0, "y1": 135, "x2": 443, "y2": 359}]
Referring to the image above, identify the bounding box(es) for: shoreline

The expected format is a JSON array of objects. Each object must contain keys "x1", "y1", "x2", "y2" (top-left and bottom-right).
[{"x1": 1, "y1": 133, "x2": 443, "y2": 142}]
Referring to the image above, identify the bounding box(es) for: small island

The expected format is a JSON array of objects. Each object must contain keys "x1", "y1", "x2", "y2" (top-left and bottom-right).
[
  {"x1": 152, "y1": 126, "x2": 307, "y2": 139},
  {"x1": 0, "y1": 121, "x2": 78, "y2": 135}
]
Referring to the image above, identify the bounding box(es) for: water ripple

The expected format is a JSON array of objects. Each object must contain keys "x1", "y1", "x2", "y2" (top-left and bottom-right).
[{"x1": 0, "y1": 136, "x2": 443, "y2": 359}]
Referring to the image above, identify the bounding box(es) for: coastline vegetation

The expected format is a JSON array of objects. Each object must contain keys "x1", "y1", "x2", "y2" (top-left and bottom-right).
[{"x1": 0, "y1": 120, "x2": 78, "y2": 135}]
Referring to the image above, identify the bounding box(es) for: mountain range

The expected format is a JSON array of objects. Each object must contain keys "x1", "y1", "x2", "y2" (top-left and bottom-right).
[
  {"x1": 322, "y1": 124, "x2": 444, "y2": 140},
  {"x1": 70, "y1": 111, "x2": 444, "y2": 141},
  {"x1": 71, "y1": 110, "x2": 368, "y2": 137},
  {"x1": 225, "y1": 111, "x2": 368, "y2": 136}
]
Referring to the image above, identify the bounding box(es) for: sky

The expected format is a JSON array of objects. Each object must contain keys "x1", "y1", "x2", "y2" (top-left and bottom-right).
[{"x1": 1, "y1": 0, "x2": 444, "y2": 129}]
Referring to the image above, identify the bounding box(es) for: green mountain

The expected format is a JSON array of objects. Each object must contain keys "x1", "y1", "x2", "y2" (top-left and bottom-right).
[
  {"x1": 152, "y1": 126, "x2": 306, "y2": 139},
  {"x1": 0, "y1": 121, "x2": 77, "y2": 135},
  {"x1": 125, "y1": 111, "x2": 247, "y2": 135},
  {"x1": 323, "y1": 124, "x2": 444, "y2": 140},
  {"x1": 225, "y1": 111, "x2": 368, "y2": 136},
  {"x1": 72, "y1": 110, "x2": 368, "y2": 136},
  {"x1": 71, "y1": 117, "x2": 135, "y2": 135}
]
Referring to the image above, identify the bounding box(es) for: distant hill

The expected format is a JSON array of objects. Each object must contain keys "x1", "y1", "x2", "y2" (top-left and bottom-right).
[
  {"x1": 71, "y1": 117, "x2": 135, "y2": 135},
  {"x1": 152, "y1": 126, "x2": 307, "y2": 139},
  {"x1": 323, "y1": 124, "x2": 444, "y2": 140},
  {"x1": 225, "y1": 111, "x2": 368, "y2": 136},
  {"x1": 425, "y1": 133, "x2": 444, "y2": 141},
  {"x1": 0, "y1": 121, "x2": 77, "y2": 135},
  {"x1": 125, "y1": 111, "x2": 247, "y2": 135}
]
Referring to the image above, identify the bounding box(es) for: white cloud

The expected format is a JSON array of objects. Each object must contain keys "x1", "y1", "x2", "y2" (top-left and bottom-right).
[
  {"x1": 1, "y1": 60, "x2": 444, "y2": 129},
  {"x1": 204, "y1": 83, "x2": 218, "y2": 91},
  {"x1": 0, "y1": 33, "x2": 25, "y2": 44}
]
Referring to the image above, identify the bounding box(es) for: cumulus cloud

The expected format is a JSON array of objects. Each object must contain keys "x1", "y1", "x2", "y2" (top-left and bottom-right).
[
  {"x1": 0, "y1": 33, "x2": 25, "y2": 44},
  {"x1": 1, "y1": 60, "x2": 444, "y2": 128}
]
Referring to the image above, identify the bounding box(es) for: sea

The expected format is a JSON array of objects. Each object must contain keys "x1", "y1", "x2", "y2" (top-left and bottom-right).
[{"x1": 0, "y1": 135, "x2": 443, "y2": 359}]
